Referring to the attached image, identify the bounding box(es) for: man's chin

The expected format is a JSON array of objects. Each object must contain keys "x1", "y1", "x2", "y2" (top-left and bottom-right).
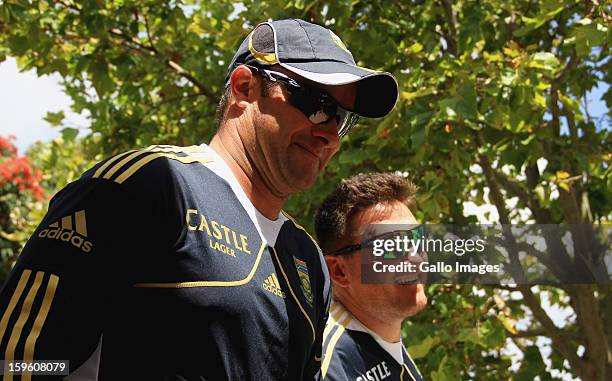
[
  {"x1": 398, "y1": 287, "x2": 426, "y2": 310},
  {"x1": 286, "y1": 167, "x2": 319, "y2": 191}
]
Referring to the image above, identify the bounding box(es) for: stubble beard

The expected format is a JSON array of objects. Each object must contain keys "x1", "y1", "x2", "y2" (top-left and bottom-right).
[{"x1": 279, "y1": 144, "x2": 321, "y2": 192}]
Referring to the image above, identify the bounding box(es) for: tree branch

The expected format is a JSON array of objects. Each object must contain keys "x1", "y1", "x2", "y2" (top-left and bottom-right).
[
  {"x1": 108, "y1": 28, "x2": 215, "y2": 102},
  {"x1": 392, "y1": 0, "x2": 416, "y2": 23},
  {"x1": 583, "y1": 92, "x2": 592, "y2": 124},
  {"x1": 523, "y1": 163, "x2": 556, "y2": 224},
  {"x1": 525, "y1": 0, "x2": 535, "y2": 15},
  {"x1": 512, "y1": 241, "x2": 569, "y2": 282},
  {"x1": 493, "y1": 285, "x2": 519, "y2": 292},
  {"x1": 108, "y1": 28, "x2": 157, "y2": 54},
  {"x1": 53, "y1": 0, "x2": 81, "y2": 12},
  {"x1": 141, "y1": 92, "x2": 203, "y2": 121},
  {"x1": 490, "y1": 170, "x2": 530, "y2": 206},
  {"x1": 566, "y1": 284, "x2": 610, "y2": 380},
  {"x1": 489, "y1": 155, "x2": 578, "y2": 282},
  {"x1": 441, "y1": 0, "x2": 458, "y2": 56},
  {"x1": 518, "y1": 285, "x2": 587, "y2": 375},
  {"x1": 477, "y1": 133, "x2": 529, "y2": 285},
  {"x1": 547, "y1": 51, "x2": 578, "y2": 140},
  {"x1": 143, "y1": 11, "x2": 158, "y2": 54},
  {"x1": 490, "y1": 168, "x2": 553, "y2": 224},
  {"x1": 563, "y1": 105, "x2": 579, "y2": 143},
  {"x1": 511, "y1": 328, "x2": 547, "y2": 338},
  {"x1": 550, "y1": 83, "x2": 562, "y2": 138}
]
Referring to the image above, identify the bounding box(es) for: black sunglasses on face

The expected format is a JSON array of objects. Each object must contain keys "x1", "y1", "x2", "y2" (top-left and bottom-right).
[
  {"x1": 325, "y1": 225, "x2": 426, "y2": 257},
  {"x1": 246, "y1": 65, "x2": 360, "y2": 137}
]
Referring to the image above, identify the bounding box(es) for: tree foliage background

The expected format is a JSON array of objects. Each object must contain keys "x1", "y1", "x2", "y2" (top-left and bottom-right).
[{"x1": 0, "y1": 0, "x2": 610, "y2": 379}]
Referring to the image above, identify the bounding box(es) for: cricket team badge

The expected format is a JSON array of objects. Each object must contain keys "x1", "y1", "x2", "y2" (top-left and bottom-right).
[{"x1": 293, "y1": 256, "x2": 313, "y2": 306}]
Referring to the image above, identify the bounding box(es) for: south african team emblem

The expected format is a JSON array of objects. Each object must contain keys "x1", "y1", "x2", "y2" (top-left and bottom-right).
[{"x1": 293, "y1": 257, "x2": 313, "y2": 306}]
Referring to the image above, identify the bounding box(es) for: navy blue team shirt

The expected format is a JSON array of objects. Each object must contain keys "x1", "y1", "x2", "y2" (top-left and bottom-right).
[
  {"x1": 321, "y1": 301, "x2": 424, "y2": 381},
  {"x1": 0, "y1": 145, "x2": 330, "y2": 380}
]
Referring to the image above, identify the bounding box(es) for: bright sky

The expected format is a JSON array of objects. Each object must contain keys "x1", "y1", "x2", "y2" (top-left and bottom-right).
[{"x1": 0, "y1": 57, "x2": 88, "y2": 154}]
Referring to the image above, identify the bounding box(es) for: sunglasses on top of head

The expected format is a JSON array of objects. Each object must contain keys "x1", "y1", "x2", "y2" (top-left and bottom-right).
[{"x1": 246, "y1": 65, "x2": 359, "y2": 137}]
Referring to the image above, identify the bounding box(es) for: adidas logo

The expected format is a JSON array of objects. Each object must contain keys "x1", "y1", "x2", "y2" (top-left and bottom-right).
[
  {"x1": 38, "y1": 210, "x2": 93, "y2": 253},
  {"x1": 263, "y1": 273, "x2": 285, "y2": 298}
]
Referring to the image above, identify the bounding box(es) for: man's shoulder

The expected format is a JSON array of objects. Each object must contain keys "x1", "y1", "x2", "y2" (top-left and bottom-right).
[
  {"x1": 59, "y1": 144, "x2": 222, "y2": 202},
  {"x1": 49, "y1": 144, "x2": 220, "y2": 211},
  {"x1": 321, "y1": 321, "x2": 367, "y2": 380},
  {"x1": 323, "y1": 309, "x2": 410, "y2": 380},
  {"x1": 325, "y1": 322, "x2": 367, "y2": 359},
  {"x1": 83, "y1": 144, "x2": 217, "y2": 186}
]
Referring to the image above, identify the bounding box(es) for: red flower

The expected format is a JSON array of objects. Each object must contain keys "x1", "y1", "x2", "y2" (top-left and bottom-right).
[
  {"x1": 0, "y1": 135, "x2": 18, "y2": 157},
  {"x1": 0, "y1": 148, "x2": 44, "y2": 198}
]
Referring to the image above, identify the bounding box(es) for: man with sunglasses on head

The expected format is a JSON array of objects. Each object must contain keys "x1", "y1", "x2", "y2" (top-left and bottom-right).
[
  {"x1": 315, "y1": 172, "x2": 427, "y2": 381},
  {"x1": 0, "y1": 19, "x2": 398, "y2": 380}
]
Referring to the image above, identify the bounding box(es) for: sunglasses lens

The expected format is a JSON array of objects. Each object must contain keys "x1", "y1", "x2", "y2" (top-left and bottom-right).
[
  {"x1": 412, "y1": 226, "x2": 425, "y2": 241},
  {"x1": 301, "y1": 95, "x2": 359, "y2": 138},
  {"x1": 336, "y1": 109, "x2": 359, "y2": 137},
  {"x1": 365, "y1": 227, "x2": 425, "y2": 259},
  {"x1": 257, "y1": 68, "x2": 359, "y2": 137},
  {"x1": 288, "y1": 89, "x2": 326, "y2": 123}
]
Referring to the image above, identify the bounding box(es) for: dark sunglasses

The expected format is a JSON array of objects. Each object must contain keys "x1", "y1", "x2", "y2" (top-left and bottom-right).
[
  {"x1": 325, "y1": 225, "x2": 426, "y2": 257},
  {"x1": 247, "y1": 65, "x2": 359, "y2": 137}
]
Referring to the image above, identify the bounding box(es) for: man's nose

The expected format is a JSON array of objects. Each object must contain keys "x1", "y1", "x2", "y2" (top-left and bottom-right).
[{"x1": 311, "y1": 119, "x2": 341, "y2": 150}]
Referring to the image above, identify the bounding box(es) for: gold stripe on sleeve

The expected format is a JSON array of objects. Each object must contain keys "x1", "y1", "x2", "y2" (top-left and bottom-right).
[
  {"x1": 22, "y1": 274, "x2": 59, "y2": 381},
  {"x1": 113, "y1": 152, "x2": 164, "y2": 184},
  {"x1": 3, "y1": 271, "x2": 44, "y2": 381},
  {"x1": 0, "y1": 270, "x2": 32, "y2": 346},
  {"x1": 329, "y1": 302, "x2": 339, "y2": 315},
  {"x1": 324, "y1": 301, "x2": 346, "y2": 343},
  {"x1": 92, "y1": 150, "x2": 139, "y2": 178},
  {"x1": 102, "y1": 150, "x2": 149, "y2": 180},
  {"x1": 114, "y1": 152, "x2": 214, "y2": 184},
  {"x1": 91, "y1": 147, "x2": 217, "y2": 184},
  {"x1": 323, "y1": 312, "x2": 352, "y2": 344},
  {"x1": 321, "y1": 314, "x2": 352, "y2": 378}
]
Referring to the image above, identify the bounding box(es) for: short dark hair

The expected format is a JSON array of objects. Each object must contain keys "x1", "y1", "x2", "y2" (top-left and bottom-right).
[
  {"x1": 215, "y1": 84, "x2": 232, "y2": 129},
  {"x1": 314, "y1": 172, "x2": 418, "y2": 254},
  {"x1": 215, "y1": 69, "x2": 282, "y2": 129}
]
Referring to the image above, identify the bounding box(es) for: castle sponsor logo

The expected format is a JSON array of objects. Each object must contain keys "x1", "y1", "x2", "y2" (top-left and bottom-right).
[
  {"x1": 185, "y1": 208, "x2": 252, "y2": 258},
  {"x1": 38, "y1": 210, "x2": 93, "y2": 253},
  {"x1": 263, "y1": 273, "x2": 285, "y2": 298},
  {"x1": 355, "y1": 361, "x2": 391, "y2": 381}
]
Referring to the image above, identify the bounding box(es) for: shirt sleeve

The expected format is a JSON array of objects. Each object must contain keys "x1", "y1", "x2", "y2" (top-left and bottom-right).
[
  {"x1": 321, "y1": 340, "x2": 351, "y2": 381},
  {"x1": 0, "y1": 158, "x2": 171, "y2": 378}
]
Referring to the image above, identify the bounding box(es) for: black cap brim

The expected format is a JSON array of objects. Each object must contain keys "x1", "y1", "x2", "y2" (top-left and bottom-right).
[{"x1": 280, "y1": 61, "x2": 398, "y2": 118}]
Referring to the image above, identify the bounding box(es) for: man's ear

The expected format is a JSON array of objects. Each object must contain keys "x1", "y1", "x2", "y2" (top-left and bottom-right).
[
  {"x1": 229, "y1": 65, "x2": 256, "y2": 108},
  {"x1": 324, "y1": 256, "x2": 350, "y2": 288}
]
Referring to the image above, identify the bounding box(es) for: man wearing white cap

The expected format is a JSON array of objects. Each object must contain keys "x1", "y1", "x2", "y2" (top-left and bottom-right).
[{"x1": 0, "y1": 19, "x2": 398, "y2": 380}]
